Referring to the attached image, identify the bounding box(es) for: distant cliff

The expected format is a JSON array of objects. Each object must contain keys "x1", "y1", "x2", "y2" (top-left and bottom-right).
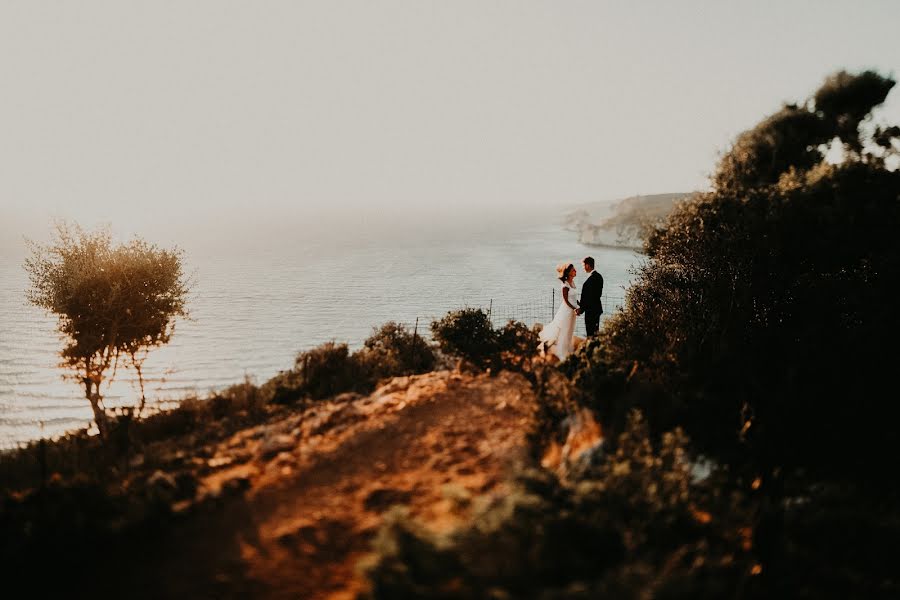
[{"x1": 566, "y1": 193, "x2": 691, "y2": 250}]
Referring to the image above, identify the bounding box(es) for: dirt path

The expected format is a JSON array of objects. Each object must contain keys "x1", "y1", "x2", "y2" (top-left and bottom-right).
[{"x1": 125, "y1": 370, "x2": 539, "y2": 599}]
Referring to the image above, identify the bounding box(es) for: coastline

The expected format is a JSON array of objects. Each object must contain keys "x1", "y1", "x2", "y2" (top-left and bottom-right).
[{"x1": 1, "y1": 222, "x2": 641, "y2": 449}]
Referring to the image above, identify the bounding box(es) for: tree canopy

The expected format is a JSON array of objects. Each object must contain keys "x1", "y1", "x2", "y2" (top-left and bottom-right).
[{"x1": 25, "y1": 223, "x2": 190, "y2": 435}]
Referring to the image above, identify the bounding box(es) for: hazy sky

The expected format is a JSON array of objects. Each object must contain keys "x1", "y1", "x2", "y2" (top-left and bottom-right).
[{"x1": 2, "y1": 1, "x2": 899, "y2": 255}]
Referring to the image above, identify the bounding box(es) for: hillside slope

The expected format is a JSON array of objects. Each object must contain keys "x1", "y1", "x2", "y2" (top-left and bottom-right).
[{"x1": 114, "y1": 370, "x2": 539, "y2": 599}]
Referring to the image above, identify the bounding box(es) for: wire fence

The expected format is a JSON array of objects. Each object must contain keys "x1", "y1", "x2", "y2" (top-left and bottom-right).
[{"x1": 396, "y1": 289, "x2": 627, "y2": 341}]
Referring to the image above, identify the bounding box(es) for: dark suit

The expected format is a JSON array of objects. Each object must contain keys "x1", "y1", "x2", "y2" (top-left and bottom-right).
[{"x1": 580, "y1": 270, "x2": 604, "y2": 336}]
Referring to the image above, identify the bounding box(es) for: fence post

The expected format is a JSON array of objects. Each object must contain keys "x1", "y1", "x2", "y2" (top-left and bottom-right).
[
  {"x1": 411, "y1": 317, "x2": 419, "y2": 366},
  {"x1": 38, "y1": 420, "x2": 47, "y2": 488},
  {"x1": 551, "y1": 287, "x2": 555, "y2": 322}
]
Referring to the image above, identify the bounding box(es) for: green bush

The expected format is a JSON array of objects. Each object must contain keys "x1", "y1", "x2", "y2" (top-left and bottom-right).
[
  {"x1": 265, "y1": 327, "x2": 439, "y2": 405},
  {"x1": 495, "y1": 320, "x2": 540, "y2": 371},
  {"x1": 264, "y1": 341, "x2": 370, "y2": 404},
  {"x1": 357, "y1": 322, "x2": 436, "y2": 382},
  {"x1": 430, "y1": 308, "x2": 498, "y2": 369},
  {"x1": 430, "y1": 309, "x2": 538, "y2": 372}
]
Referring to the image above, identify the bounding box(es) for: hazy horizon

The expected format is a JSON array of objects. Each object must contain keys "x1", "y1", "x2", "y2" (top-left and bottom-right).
[{"x1": 2, "y1": 1, "x2": 899, "y2": 257}]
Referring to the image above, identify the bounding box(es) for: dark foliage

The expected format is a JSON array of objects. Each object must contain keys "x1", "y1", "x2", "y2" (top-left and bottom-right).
[
  {"x1": 362, "y1": 411, "x2": 756, "y2": 599},
  {"x1": 263, "y1": 342, "x2": 369, "y2": 404},
  {"x1": 496, "y1": 319, "x2": 541, "y2": 371},
  {"x1": 556, "y1": 71, "x2": 900, "y2": 596},
  {"x1": 430, "y1": 308, "x2": 499, "y2": 369},
  {"x1": 0, "y1": 377, "x2": 271, "y2": 491},
  {"x1": 431, "y1": 308, "x2": 538, "y2": 372},
  {"x1": 567, "y1": 71, "x2": 900, "y2": 485},
  {"x1": 357, "y1": 321, "x2": 437, "y2": 383},
  {"x1": 714, "y1": 69, "x2": 897, "y2": 193},
  {"x1": 267, "y1": 326, "x2": 438, "y2": 405},
  {"x1": 813, "y1": 70, "x2": 896, "y2": 156}
]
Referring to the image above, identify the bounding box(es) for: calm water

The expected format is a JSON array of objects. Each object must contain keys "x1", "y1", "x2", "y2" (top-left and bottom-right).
[{"x1": 0, "y1": 223, "x2": 640, "y2": 448}]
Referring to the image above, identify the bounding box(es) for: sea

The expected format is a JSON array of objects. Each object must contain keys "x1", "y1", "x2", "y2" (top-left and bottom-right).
[{"x1": 0, "y1": 220, "x2": 641, "y2": 448}]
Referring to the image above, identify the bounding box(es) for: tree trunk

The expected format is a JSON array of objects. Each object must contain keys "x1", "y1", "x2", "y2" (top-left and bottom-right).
[
  {"x1": 131, "y1": 353, "x2": 147, "y2": 417},
  {"x1": 83, "y1": 373, "x2": 108, "y2": 438}
]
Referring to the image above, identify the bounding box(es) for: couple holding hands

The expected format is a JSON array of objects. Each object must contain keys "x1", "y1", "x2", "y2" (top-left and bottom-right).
[{"x1": 538, "y1": 256, "x2": 603, "y2": 361}]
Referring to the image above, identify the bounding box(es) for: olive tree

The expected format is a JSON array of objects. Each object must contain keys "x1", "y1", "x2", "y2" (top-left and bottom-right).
[{"x1": 25, "y1": 222, "x2": 190, "y2": 437}]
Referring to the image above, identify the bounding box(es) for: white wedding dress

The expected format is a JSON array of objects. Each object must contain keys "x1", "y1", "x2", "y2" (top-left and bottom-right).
[{"x1": 539, "y1": 281, "x2": 577, "y2": 360}]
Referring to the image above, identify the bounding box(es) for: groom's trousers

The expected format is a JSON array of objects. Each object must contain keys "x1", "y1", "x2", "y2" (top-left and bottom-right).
[{"x1": 585, "y1": 311, "x2": 601, "y2": 337}]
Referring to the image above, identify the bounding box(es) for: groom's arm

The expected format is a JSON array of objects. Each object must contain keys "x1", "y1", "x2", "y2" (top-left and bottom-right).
[{"x1": 597, "y1": 275, "x2": 604, "y2": 312}]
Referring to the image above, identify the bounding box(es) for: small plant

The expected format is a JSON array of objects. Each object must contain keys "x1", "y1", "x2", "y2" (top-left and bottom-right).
[
  {"x1": 431, "y1": 309, "x2": 539, "y2": 372},
  {"x1": 495, "y1": 320, "x2": 539, "y2": 371},
  {"x1": 278, "y1": 342, "x2": 371, "y2": 404},
  {"x1": 357, "y1": 322, "x2": 436, "y2": 382},
  {"x1": 430, "y1": 308, "x2": 498, "y2": 369}
]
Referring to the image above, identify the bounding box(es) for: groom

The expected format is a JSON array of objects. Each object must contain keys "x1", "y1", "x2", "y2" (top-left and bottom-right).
[{"x1": 576, "y1": 256, "x2": 603, "y2": 336}]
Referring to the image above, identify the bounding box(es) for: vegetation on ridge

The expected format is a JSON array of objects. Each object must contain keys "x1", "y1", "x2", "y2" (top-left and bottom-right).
[{"x1": 3, "y1": 68, "x2": 899, "y2": 599}]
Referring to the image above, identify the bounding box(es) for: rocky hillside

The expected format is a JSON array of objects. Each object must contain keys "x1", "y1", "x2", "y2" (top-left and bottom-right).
[
  {"x1": 81, "y1": 371, "x2": 560, "y2": 598},
  {"x1": 566, "y1": 192, "x2": 690, "y2": 249}
]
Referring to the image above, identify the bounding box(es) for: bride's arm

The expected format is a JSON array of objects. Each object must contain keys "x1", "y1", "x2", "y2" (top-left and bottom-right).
[{"x1": 562, "y1": 286, "x2": 578, "y2": 310}]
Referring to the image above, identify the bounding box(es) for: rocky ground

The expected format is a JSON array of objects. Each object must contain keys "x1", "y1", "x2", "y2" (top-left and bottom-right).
[{"x1": 110, "y1": 369, "x2": 541, "y2": 599}]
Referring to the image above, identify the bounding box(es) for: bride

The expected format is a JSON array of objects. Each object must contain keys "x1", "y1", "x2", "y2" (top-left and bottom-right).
[{"x1": 539, "y1": 263, "x2": 579, "y2": 361}]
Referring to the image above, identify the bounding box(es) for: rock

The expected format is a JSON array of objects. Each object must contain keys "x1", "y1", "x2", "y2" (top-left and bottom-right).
[
  {"x1": 223, "y1": 474, "x2": 251, "y2": 493},
  {"x1": 363, "y1": 487, "x2": 413, "y2": 512},
  {"x1": 207, "y1": 456, "x2": 234, "y2": 469},
  {"x1": 171, "y1": 499, "x2": 193, "y2": 515},
  {"x1": 377, "y1": 376, "x2": 412, "y2": 395},
  {"x1": 543, "y1": 408, "x2": 605, "y2": 478},
  {"x1": 275, "y1": 518, "x2": 354, "y2": 560},
  {"x1": 146, "y1": 470, "x2": 179, "y2": 504},
  {"x1": 441, "y1": 483, "x2": 472, "y2": 507},
  {"x1": 258, "y1": 433, "x2": 295, "y2": 458},
  {"x1": 333, "y1": 392, "x2": 361, "y2": 404},
  {"x1": 274, "y1": 451, "x2": 294, "y2": 465},
  {"x1": 147, "y1": 469, "x2": 177, "y2": 490},
  {"x1": 230, "y1": 449, "x2": 253, "y2": 464},
  {"x1": 174, "y1": 471, "x2": 198, "y2": 500}
]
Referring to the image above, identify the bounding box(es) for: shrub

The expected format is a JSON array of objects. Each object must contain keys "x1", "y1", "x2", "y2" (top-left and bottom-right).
[
  {"x1": 264, "y1": 328, "x2": 439, "y2": 405},
  {"x1": 430, "y1": 309, "x2": 538, "y2": 372},
  {"x1": 357, "y1": 322, "x2": 436, "y2": 382},
  {"x1": 495, "y1": 320, "x2": 540, "y2": 371},
  {"x1": 430, "y1": 308, "x2": 498, "y2": 369},
  {"x1": 265, "y1": 342, "x2": 369, "y2": 403}
]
